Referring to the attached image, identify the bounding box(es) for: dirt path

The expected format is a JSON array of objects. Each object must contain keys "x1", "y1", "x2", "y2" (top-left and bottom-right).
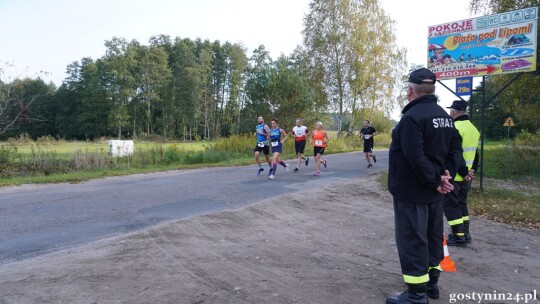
[{"x1": 0, "y1": 173, "x2": 538, "y2": 304}]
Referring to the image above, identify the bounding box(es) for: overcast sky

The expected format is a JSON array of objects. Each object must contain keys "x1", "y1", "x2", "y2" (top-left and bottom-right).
[{"x1": 0, "y1": 0, "x2": 478, "y2": 117}]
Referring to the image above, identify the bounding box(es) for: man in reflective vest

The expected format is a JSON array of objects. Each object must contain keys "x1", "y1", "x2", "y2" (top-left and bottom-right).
[{"x1": 444, "y1": 100, "x2": 480, "y2": 246}]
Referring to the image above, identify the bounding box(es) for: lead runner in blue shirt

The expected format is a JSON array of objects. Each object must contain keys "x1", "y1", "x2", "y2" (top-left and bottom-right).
[{"x1": 254, "y1": 116, "x2": 272, "y2": 176}]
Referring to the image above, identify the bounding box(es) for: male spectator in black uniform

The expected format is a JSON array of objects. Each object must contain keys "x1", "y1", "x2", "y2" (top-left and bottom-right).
[
  {"x1": 386, "y1": 68, "x2": 464, "y2": 304},
  {"x1": 360, "y1": 120, "x2": 378, "y2": 168}
]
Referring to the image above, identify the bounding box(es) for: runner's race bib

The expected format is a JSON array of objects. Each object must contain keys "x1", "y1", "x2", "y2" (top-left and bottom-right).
[
  {"x1": 315, "y1": 140, "x2": 323, "y2": 146},
  {"x1": 271, "y1": 141, "x2": 279, "y2": 147},
  {"x1": 257, "y1": 142, "x2": 265, "y2": 147},
  {"x1": 364, "y1": 135, "x2": 370, "y2": 139}
]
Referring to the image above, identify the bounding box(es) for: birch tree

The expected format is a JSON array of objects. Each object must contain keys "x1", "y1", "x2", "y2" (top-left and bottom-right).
[{"x1": 303, "y1": 0, "x2": 406, "y2": 135}]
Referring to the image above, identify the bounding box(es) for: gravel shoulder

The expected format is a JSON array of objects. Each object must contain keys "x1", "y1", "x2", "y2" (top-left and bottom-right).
[{"x1": 0, "y1": 172, "x2": 538, "y2": 304}]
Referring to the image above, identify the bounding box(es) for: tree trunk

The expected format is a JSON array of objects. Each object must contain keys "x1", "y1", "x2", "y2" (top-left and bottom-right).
[
  {"x1": 132, "y1": 105, "x2": 137, "y2": 138},
  {"x1": 147, "y1": 102, "x2": 151, "y2": 135}
]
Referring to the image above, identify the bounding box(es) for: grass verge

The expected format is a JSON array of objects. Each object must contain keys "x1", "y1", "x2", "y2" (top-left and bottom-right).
[
  {"x1": 1, "y1": 133, "x2": 382, "y2": 186},
  {"x1": 468, "y1": 186, "x2": 539, "y2": 230},
  {"x1": 376, "y1": 171, "x2": 539, "y2": 230}
]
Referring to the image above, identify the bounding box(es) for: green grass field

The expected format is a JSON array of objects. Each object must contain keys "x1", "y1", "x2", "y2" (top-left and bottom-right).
[
  {"x1": 10, "y1": 140, "x2": 209, "y2": 159},
  {"x1": 0, "y1": 133, "x2": 380, "y2": 186},
  {"x1": 481, "y1": 139, "x2": 540, "y2": 180}
]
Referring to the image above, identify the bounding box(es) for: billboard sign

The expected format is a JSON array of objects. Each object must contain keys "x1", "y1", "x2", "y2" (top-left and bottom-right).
[{"x1": 428, "y1": 7, "x2": 538, "y2": 80}]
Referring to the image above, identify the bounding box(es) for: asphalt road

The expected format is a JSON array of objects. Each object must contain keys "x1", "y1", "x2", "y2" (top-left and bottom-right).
[{"x1": 0, "y1": 150, "x2": 388, "y2": 265}]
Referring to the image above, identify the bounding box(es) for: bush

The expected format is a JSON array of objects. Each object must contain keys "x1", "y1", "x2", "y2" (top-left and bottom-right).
[
  {"x1": 164, "y1": 145, "x2": 182, "y2": 164},
  {"x1": 514, "y1": 130, "x2": 540, "y2": 147},
  {"x1": 135, "y1": 133, "x2": 166, "y2": 142},
  {"x1": 7, "y1": 132, "x2": 33, "y2": 144},
  {"x1": 71, "y1": 149, "x2": 111, "y2": 170},
  {"x1": 484, "y1": 141, "x2": 540, "y2": 179},
  {"x1": 36, "y1": 135, "x2": 61, "y2": 145},
  {"x1": 211, "y1": 134, "x2": 253, "y2": 156},
  {"x1": 0, "y1": 144, "x2": 18, "y2": 164}
]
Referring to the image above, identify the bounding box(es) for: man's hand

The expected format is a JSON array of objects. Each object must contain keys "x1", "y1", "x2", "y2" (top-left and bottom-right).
[
  {"x1": 465, "y1": 169, "x2": 475, "y2": 181},
  {"x1": 436, "y1": 170, "x2": 454, "y2": 194}
]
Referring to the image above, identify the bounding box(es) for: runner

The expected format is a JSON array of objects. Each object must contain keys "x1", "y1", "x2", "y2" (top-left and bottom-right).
[
  {"x1": 253, "y1": 116, "x2": 272, "y2": 176},
  {"x1": 310, "y1": 121, "x2": 329, "y2": 176},
  {"x1": 291, "y1": 118, "x2": 310, "y2": 173},
  {"x1": 360, "y1": 120, "x2": 378, "y2": 168},
  {"x1": 268, "y1": 118, "x2": 289, "y2": 180}
]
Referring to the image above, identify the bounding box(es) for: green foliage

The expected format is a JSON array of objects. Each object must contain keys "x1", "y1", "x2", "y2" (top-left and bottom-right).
[
  {"x1": 211, "y1": 134, "x2": 253, "y2": 156},
  {"x1": 0, "y1": 130, "x2": 389, "y2": 182},
  {"x1": 8, "y1": 132, "x2": 33, "y2": 144},
  {"x1": 267, "y1": 55, "x2": 315, "y2": 129},
  {"x1": 3, "y1": 14, "x2": 410, "y2": 143},
  {"x1": 0, "y1": 74, "x2": 55, "y2": 139},
  {"x1": 71, "y1": 149, "x2": 111, "y2": 170},
  {"x1": 0, "y1": 143, "x2": 18, "y2": 164},
  {"x1": 163, "y1": 145, "x2": 182, "y2": 164},
  {"x1": 303, "y1": 0, "x2": 407, "y2": 135},
  {"x1": 514, "y1": 130, "x2": 540, "y2": 147},
  {"x1": 470, "y1": 73, "x2": 540, "y2": 140},
  {"x1": 482, "y1": 139, "x2": 540, "y2": 179}
]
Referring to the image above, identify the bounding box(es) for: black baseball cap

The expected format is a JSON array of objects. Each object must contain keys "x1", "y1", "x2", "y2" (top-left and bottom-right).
[
  {"x1": 408, "y1": 68, "x2": 436, "y2": 85},
  {"x1": 446, "y1": 100, "x2": 468, "y2": 111}
]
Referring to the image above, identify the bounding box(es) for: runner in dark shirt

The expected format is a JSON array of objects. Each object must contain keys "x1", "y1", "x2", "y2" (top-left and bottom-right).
[{"x1": 360, "y1": 120, "x2": 377, "y2": 168}]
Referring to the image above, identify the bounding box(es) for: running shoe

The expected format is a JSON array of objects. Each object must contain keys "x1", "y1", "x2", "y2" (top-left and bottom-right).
[
  {"x1": 368, "y1": 164, "x2": 372, "y2": 168},
  {"x1": 268, "y1": 174, "x2": 275, "y2": 180},
  {"x1": 293, "y1": 168, "x2": 299, "y2": 173},
  {"x1": 285, "y1": 163, "x2": 290, "y2": 172},
  {"x1": 373, "y1": 155, "x2": 377, "y2": 163},
  {"x1": 257, "y1": 168, "x2": 264, "y2": 176},
  {"x1": 314, "y1": 170, "x2": 321, "y2": 176},
  {"x1": 268, "y1": 168, "x2": 273, "y2": 175},
  {"x1": 323, "y1": 159, "x2": 328, "y2": 168},
  {"x1": 305, "y1": 157, "x2": 310, "y2": 166}
]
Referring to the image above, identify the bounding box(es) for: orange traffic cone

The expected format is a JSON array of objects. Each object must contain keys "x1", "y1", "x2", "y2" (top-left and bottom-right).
[{"x1": 440, "y1": 233, "x2": 456, "y2": 272}]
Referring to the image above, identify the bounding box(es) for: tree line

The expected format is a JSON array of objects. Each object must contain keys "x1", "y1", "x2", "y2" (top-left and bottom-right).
[
  {"x1": 4, "y1": 0, "x2": 535, "y2": 142},
  {"x1": 1, "y1": 0, "x2": 409, "y2": 141}
]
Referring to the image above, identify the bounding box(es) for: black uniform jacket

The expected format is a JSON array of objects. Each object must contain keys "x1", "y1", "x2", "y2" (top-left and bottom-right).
[{"x1": 388, "y1": 94, "x2": 463, "y2": 204}]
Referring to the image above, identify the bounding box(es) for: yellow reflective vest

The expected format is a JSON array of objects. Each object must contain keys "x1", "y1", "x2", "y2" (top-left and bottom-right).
[{"x1": 454, "y1": 119, "x2": 480, "y2": 182}]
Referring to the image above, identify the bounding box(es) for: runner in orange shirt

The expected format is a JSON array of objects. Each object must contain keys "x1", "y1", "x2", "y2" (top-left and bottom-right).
[{"x1": 309, "y1": 121, "x2": 329, "y2": 176}]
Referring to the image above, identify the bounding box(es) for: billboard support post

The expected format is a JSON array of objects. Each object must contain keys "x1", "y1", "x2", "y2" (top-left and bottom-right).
[
  {"x1": 478, "y1": 72, "x2": 523, "y2": 191},
  {"x1": 480, "y1": 76, "x2": 485, "y2": 191}
]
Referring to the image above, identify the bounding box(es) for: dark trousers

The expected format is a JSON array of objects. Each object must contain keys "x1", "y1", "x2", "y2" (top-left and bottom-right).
[
  {"x1": 393, "y1": 198, "x2": 444, "y2": 283},
  {"x1": 443, "y1": 181, "x2": 470, "y2": 224}
]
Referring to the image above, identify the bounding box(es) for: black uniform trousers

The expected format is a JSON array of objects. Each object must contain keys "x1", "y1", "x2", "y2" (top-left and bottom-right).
[
  {"x1": 393, "y1": 198, "x2": 444, "y2": 283},
  {"x1": 443, "y1": 181, "x2": 470, "y2": 225}
]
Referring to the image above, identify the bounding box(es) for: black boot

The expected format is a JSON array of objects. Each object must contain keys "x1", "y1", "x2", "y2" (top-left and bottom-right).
[
  {"x1": 386, "y1": 283, "x2": 428, "y2": 304},
  {"x1": 426, "y1": 269, "x2": 440, "y2": 299},
  {"x1": 463, "y1": 220, "x2": 472, "y2": 243},
  {"x1": 447, "y1": 224, "x2": 467, "y2": 246}
]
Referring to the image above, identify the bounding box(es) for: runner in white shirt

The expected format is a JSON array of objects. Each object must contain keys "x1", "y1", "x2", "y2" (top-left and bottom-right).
[{"x1": 291, "y1": 118, "x2": 310, "y2": 173}]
